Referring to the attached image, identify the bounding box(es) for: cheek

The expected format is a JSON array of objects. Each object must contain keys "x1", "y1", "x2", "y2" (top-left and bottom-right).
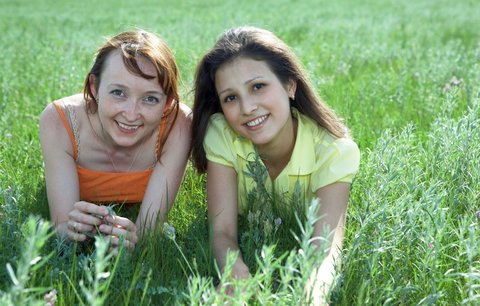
[
  {"x1": 144, "y1": 106, "x2": 166, "y2": 124},
  {"x1": 96, "y1": 103, "x2": 107, "y2": 116},
  {"x1": 221, "y1": 106, "x2": 238, "y2": 125},
  {"x1": 98, "y1": 103, "x2": 115, "y2": 118}
]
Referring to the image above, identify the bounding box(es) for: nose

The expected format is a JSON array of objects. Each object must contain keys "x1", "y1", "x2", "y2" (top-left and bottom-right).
[
  {"x1": 123, "y1": 99, "x2": 140, "y2": 121},
  {"x1": 240, "y1": 97, "x2": 258, "y2": 115}
]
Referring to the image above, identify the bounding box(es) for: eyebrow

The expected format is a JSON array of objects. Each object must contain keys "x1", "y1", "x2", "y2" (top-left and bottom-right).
[
  {"x1": 217, "y1": 76, "x2": 264, "y2": 95},
  {"x1": 108, "y1": 83, "x2": 165, "y2": 96},
  {"x1": 144, "y1": 90, "x2": 166, "y2": 96}
]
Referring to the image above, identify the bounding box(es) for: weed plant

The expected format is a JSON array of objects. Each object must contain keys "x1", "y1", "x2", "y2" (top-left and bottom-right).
[
  {"x1": 336, "y1": 90, "x2": 480, "y2": 304},
  {"x1": 239, "y1": 152, "x2": 306, "y2": 272}
]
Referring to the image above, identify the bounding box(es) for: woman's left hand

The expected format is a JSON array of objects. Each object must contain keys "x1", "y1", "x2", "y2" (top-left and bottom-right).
[
  {"x1": 99, "y1": 215, "x2": 138, "y2": 250},
  {"x1": 305, "y1": 266, "x2": 331, "y2": 306}
]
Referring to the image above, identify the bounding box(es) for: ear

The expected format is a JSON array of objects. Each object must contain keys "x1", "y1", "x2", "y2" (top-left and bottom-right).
[
  {"x1": 88, "y1": 74, "x2": 98, "y2": 99},
  {"x1": 287, "y1": 79, "x2": 297, "y2": 99}
]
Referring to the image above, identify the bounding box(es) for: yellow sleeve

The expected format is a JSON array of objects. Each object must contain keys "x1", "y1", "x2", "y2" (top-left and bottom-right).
[
  {"x1": 204, "y1": 114, "x2": 236, "y2": 167},
  {"x1": 311, "y1": 137, "x2": 360, "y2": 192}
]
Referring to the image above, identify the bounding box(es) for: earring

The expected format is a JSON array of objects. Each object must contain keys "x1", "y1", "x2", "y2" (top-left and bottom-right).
[{"x1": 290, "y1": 94, "x2": 295, "y2": 101}]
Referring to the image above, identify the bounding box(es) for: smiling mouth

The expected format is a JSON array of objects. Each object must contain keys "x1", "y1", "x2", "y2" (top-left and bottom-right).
[
  {"x1": 116, "y1": 121, "x2": 141, "y2": 131},
  {"x1": 245, "y1": 115, "x2": 268, "y2": 127}
]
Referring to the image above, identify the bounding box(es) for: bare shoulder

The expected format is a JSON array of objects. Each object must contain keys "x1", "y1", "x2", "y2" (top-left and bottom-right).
[
  {"x1": 39, "y1": 101, "x2": 62, "y2": 133},
  {"x1": 40, "y1": 94, "x2": 82, "y2": 126},
  {"x1": 41, "y1": 93, "x2": 83, "y2": 113},
  {"x1": 57, "y1": 93, "x2": 86, "y2": 111},
  {"x1": 176, "y1": 102, "x2": 192, "y2": 126},
  {"x1": 161, "y1": 102, "x2": 191, "y2": 154},
  {"x1": 53, "y1": 93, "x2": 85, "y2": 107},
  {"x1": 170, "y1": 102, "x2": 192, "y2": 135}
]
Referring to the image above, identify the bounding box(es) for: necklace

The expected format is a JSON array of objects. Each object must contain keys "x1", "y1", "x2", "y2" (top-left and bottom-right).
[{"x1": 87, "y1": 113, "x2": 146, "y2": 172}]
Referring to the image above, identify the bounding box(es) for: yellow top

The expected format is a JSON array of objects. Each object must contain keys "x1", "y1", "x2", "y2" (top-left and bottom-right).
[{"x1": 204, "y1": 108, "x2": 360, "y2": 214}]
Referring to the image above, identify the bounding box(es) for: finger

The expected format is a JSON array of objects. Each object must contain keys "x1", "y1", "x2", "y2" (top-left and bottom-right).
[
  {"x1": 99, "y1": 224, "x2": 138, "y2": 244},
  {"x1": 105, "y1": 215, "x2": 136, "y2": 232},
  {"x1": 226, "y1": 284, "x2": 234, "y2": 296},
  {"x1": 74, "y1": 201, "x2": 109, "y2": 217},
  {"x1": 109, "y1": 246, "x2": 119, "y2": 256},
  {"x1": 69, "y1": 220, "x2": 79, "y2": 232},
  {"x1": 67, "y1": 229, "x2": 87, "y2": 242},
  {"x1": 69, "y1": 219, "x2": 95, "y2": 234},
  {"x1": 68, "y1": 216, "x2": 101, "y2": 234},
  {"x1": 98, "y1": 223, "x2": 126, "y2": 239},
  {"x1": 108, "y1": 235, "x2": 136, "y2": 249},
  {"x1": 69, "y1": 210, "x2": 106, "y2": 229}
]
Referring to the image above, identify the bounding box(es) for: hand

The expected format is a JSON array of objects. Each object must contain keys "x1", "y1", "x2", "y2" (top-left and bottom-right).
[
  {"x1": 215, "y1": 271, "x2": 252, "y2": 305},
  {"x1": 98, "y1": 214, "x2": 138, "y2": 251},
  {"x1": 217, "y1": 259, "x2": 250, "y2": 296},
  {"x1": 67, "y1": 201, "x2": 109, "y2": 241},
  {"x1": 305, "y1": 266, "x2": 333, "y2": 306}
]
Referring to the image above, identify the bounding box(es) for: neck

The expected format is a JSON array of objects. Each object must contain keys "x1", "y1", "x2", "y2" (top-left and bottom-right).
[
  {"x1": 87, "y1": 112, "x2": 149, "y2": 172},
  {"x1": 257, "y1": 117, "x2": 297, "y2": 180}
]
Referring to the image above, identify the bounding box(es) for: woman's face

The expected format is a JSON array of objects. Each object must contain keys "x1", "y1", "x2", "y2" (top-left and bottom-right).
[
  {"x1": 215, "y1": 56, "x2": 296, "y2": 151},
  {"x1": 91, "y1": 51, "x2": 167, "y2": 149}
]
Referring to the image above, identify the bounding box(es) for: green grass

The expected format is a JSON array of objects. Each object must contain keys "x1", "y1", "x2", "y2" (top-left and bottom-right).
[{"x1": 1, "y1": 0, "x2": 479, "y2": 304}]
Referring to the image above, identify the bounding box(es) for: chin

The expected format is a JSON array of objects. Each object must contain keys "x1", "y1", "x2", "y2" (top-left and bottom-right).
[{"x1": 251, "y1": 137, "x2": 273, "y2": 147}]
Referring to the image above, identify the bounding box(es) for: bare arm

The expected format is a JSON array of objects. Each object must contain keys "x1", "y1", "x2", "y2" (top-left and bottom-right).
[
  {"x1": 207, "y1": 161, "x2": 250, "y2": 280},
  {"x1": 306, "y1": 182, "x2": 351, "y2": 305},
  {"x1": 39, "y1": 102, "x2": 108, "y2": 241},
  {"x1": 135, "y1": 103, "x2": 192, "y2": 234}
]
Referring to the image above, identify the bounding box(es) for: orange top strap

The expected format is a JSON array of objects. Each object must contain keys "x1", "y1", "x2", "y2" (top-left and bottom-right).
[{"x1": 53, "y1": 101, "x2": 78, "y2": 161}]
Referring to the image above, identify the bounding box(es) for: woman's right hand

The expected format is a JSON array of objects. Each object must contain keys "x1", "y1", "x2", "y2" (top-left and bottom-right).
[
  {"x1": 66, "y1": 201, "x2": 109, "y2": 241},
  {"x1": 216, "y1": 258, "x2": 251, "y2": 296}
]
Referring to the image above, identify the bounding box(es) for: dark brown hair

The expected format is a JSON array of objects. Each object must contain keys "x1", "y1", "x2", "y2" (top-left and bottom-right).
[
  {"x1": 83, "y1": 29, "x2": 180, "y2": 146},
  {"x1": 191, "y1": 26, "x2": 347, "y2": 173}
]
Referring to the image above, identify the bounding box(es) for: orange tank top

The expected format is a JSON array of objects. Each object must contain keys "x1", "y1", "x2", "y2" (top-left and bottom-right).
[{"x1": 53, "y1": 101, "x2": 167, "y2": 205}]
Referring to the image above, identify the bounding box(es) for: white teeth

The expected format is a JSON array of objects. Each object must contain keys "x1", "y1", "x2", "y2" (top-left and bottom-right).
[
  {"x1": 246, "y1": 115, "x2": 268, "y2": 127},
  {"x1": 117, "y1": 122, "x2": 139, "y2": 131}
]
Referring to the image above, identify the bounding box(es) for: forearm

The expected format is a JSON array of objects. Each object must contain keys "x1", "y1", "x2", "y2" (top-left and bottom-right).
[
  {"x1": 138, "y1": 160, "x2": 187, "y2": 234},
  {"x1": 136, "y1": 202, "x2": 164, "y2": 234}
]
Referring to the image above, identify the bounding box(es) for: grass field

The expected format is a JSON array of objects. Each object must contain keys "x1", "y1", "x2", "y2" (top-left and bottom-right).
[{"x1": 1, "y1": 0, "x2": 479, "y2": 304}]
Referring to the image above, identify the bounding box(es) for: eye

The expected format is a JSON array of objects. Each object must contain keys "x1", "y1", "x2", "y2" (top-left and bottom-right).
[
  {"x1": 110, "y1": 89, "x2": 125, "y2": 97},
  {"x1": 253, "y1": 83, "x2": 265, "y2": 91},
  {"x1": 143, "y1": 96, "x2": 160, "y2": 104},
  {"x1": 223, "y1": 95, "x2": 236, "y2": 103}
]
